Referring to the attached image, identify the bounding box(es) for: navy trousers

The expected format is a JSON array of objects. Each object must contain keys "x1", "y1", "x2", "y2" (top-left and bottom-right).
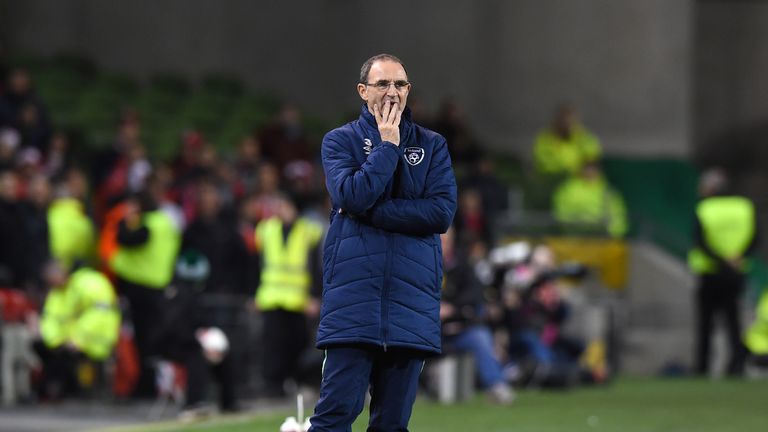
[{"x1": 308, "y1": 345, "x2": 426, "y2": 432}]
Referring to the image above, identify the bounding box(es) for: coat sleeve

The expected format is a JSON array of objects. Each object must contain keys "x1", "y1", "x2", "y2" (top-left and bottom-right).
[
  {"x1": 322, "y1": 131, "x2": 400, "y2": 215},
  {"x1": 368, "y1": 137, "x2": 457, "y2": 235}
]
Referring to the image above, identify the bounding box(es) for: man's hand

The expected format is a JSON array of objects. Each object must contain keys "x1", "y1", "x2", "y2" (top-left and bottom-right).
[{"x1": 373, "y1": 101, "x2": 402, "y2": 146}]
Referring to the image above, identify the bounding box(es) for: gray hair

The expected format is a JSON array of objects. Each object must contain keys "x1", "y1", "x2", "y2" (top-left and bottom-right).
[{"x1": 359, "y1": 54, "x2": 406, "y2": 83}]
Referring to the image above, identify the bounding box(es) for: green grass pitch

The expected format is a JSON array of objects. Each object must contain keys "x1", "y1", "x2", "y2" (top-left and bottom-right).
[{"x1": 102, "y1": 378, "x2": 768, "y2": 432}]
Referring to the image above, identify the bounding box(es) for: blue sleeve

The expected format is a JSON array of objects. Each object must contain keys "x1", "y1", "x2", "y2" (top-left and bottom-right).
[
  {"x1": 369, "y1": 137, "x2": 457, "y2": 235},
  {"x1": 322, "y1": 130, "x2": 400, "y2": 215}
]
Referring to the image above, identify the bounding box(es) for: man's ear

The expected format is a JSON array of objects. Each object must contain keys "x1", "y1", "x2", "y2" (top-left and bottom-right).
[{"x1": 357, "y1": 83, "x2": 368, "y2": 102}]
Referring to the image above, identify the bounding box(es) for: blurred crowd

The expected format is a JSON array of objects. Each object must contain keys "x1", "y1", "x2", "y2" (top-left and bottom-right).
[{"x1": 0, "y1": 57, "x2": 633, "y2": 415}]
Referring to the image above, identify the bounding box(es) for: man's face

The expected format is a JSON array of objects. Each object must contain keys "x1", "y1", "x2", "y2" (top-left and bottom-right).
[{"x1": 357, "y1": 60, "x2": 411, "y2": 114}]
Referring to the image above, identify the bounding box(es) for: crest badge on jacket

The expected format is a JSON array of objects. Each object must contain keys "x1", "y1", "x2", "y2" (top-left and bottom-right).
[{"x1": 404, "y1": 147, "x2": 424, "y2": 166}]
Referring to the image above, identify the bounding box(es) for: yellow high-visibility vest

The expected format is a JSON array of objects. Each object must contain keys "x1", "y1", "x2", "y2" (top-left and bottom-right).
[
  {"x1": 688, "y1": 196, "x2": 755, "y2": 274},
  {"x1": 255, "y1": 217, "x2": 322, "y2": 312},
  {"x1": 534, "y1": 125, "x2": 601, "y2": 175},
  {"x1": 40, "y1": 288, "x2": 71, "y2": 349},
  {"x1": 48, "y1": 198, "x2": 95, "y2": 269},
  {"x1": 40, "y1": 268, "x2": 121, "y2": 360},
  {"x1": 745, "y1": 291, "x2": 768, "y2": 355},
  {"x1": 110, "y1": 210, "x2": 180, "y2": 289}
]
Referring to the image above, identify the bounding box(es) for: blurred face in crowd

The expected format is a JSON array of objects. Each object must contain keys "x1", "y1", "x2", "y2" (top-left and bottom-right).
[
  {"x1": 27, "y1": 174, "x2": 51, "y2": 208},
  {"x1": 20, "y1": 104, "x2": 40, "y2": 126},
  {"x1": 0, "y1": 171, "x2": 18, "y2": 201},
  {"x1": 49, "y1": 132, "x2": 69, "y2": 154},
  {"x1": 44, "y1": 261, "x2": 68, "y2": 289},
  {"x1": 459, "y1": 189, "x2": 482, "y2": 214},
  {"x1": 199, "y1": 145, "x2": 219, "y2": 169},
  {"x1": 237, "y1": 136, "x2": 261, "y2": 164},
  {"x1": 8, "y1": 69, "x2": 31, "y2": 96},
  {"x1": 277, "y1": 196, "x2": 298, "y2": 223},
  {"x1": 240, "y1": 194, "x2": 261, "y2": 224},
  {"x1": 66, "y1": 169, "x2": 88, "y2": 200},
  {"x1": 279, "y1": 105, "x2": 302, "y2": 128},
  {"x1": 117, "y1": 120, "x2": 141, "y2": 147},
  {"x1": 258, "y1": 163, "x2": 280, "y2": 194},
  {"x1": 357, "y1": 60, "x2": 411, "y2": 115},
  {"x1": 197, "y1": 182, "x2": 221, "y2": 220}
]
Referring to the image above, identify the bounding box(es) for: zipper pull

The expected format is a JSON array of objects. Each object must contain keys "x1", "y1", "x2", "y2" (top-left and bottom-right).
[{"x1": 383, "y1": 342, "x2": 387, "y2": 352}]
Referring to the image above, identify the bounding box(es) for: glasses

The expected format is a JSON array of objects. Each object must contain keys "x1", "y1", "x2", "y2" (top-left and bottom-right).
[{"x1": 363, "y1": 80, "x2": 411, "y2": 91}]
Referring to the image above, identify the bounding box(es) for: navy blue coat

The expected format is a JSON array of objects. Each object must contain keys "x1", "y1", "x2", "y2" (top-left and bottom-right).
[{"x1": 317, "y1": 105, "x2": 457, "y2": 354}]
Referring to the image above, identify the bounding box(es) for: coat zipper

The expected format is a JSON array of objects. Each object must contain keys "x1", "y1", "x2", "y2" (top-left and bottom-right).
[{"x1": 381, "y1": 233, "x2": 393, "y2": 351}]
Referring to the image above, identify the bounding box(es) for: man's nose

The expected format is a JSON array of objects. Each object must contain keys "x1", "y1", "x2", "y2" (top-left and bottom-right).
[{"x1": 385, "y1": 84, "x2": 398, "y2": 96}]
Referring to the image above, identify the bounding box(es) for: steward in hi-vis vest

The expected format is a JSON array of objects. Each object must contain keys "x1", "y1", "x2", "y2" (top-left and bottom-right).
[
  {"x1": 688, "y1": 169, "x2": 757, "y2": 377},
  {"x1": 254, "y1": 193, "x2": 322, "y2": 397},
  {"x1": 37, "y1": 262, "x2": 120, "y2": 399},
  {"x1": 108, "y1": 192, "x2": 180, "y2": 397}
]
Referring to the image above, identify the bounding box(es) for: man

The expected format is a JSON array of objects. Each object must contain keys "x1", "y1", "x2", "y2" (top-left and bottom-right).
[
  {"x1": 551, "y1": 162, "x2": 628, "y2": 238},
  {"x1": 254, "y1": 193, "x2": 322, "y2": 397},
  {"x1": 109, "y1": 191, "x2": 180, "y2": 396},
  {"x1": 152, "y1": 251, "x2": 238, "y2": 418},
  {"x1": 533, "y1": 104, "x2": 601, "y2": 176},
  {"x1": 309, "y1": 54, "x2": 457, "y2": 431},
  {"x1": 439, "y1": 228, "x2": 514, "y2": 404},
  {"x1": 688, "y1": 168, "x2": 757, "y2": 376},
  {"x1": 37, "y1": 262, "x2": 121, "y2": 399}
]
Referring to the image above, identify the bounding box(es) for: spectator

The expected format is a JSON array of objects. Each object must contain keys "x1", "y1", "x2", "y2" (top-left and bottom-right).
[
  {"x1": 20, "y1": 174, "x2": 52, "y2": 297},
  {"x1": 439, "y1": 228, "x2": 514, "y2": 404},
  {"x1": 0, "y1": 127, "x2": 20, "y2": 171},
  {"x1": 237, "y1": 193, "x2": 263, "y2": 297},
  {"x1": 0, "y1": 170, "x2": 29, "y2": 287},
  {"x1": 36, "y1": 262, "x2": 121, "y2": 399},
  {"x1": 0, "y1": 68, "x2": 51, "y2": 136},
  {"x1": 283, "y1": 160, "x2": 324, "y2": 223},
  {"x1": 96, "y1": 141, "x2": 150, "y2": 220},
  {"x1": 551, "y1": 162, "x2": 628, "y2": 238},
  {"x1": 504, "y1": 246, "x2": 586, "y2": 388},
  {"x1": 533, "y1": 104, "x2": 601, "y2": 176},
  {"x1": 454, "y1": 189, "x2": 491, "y2": 245},
  {"x1": 146, "y1": 165, "x2": 186, "y2": 232},
  {"x1": 258, "y1": 104, "x2": 311, "y2": 170},
  {"x1": 15, "y1": 146, "x2": 43, "y2": 196},
  {"x1": 17, "y1": 103, "x2": 51, "y2": 150},
  {"x1": 182, "y1": 179, "x2": 249, "y2": 295},
  {"x1": 43, "y1": 131, "x2": 72, "y2": 180},
  {"x1": 253, "y1": 193, "x2": 322, "y2": 397},
  {"x1": 171, "y1": 130, "x2": 205, "y2": 185},
  {"x1": 250, "y1": 162, "x2": 283, "y2": 222},
  {"x1": 92, "y1": 113, "x2": 141, "y2": 188},
  {"x1": 461, "y1": 157, "x2": 509, "y2": 222},
  {"x1": 433, "y1": 98, "x2": 481, "y2": 168},
  {"x1": 233, "y1": 135, "x2": 263, "y2": 197},
  {"x1": 152, "y1": 252, "x2": 239, "y2": 418}
]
